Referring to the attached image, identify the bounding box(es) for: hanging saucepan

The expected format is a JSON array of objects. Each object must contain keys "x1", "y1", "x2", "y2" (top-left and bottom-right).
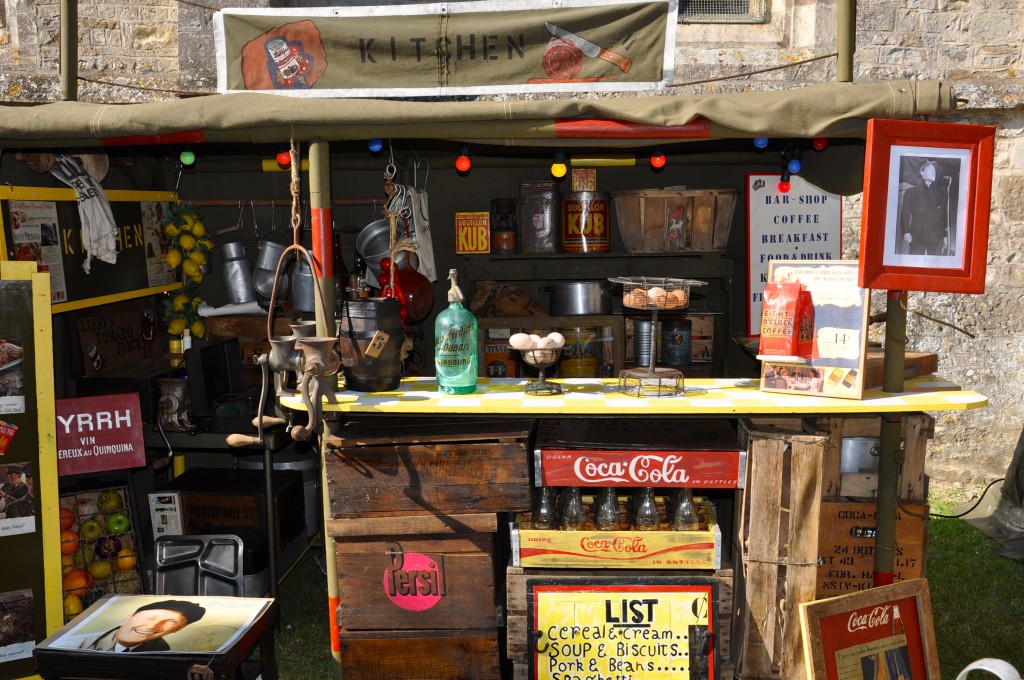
[
  {"x1": 355, "y1": 218, "x2": 417, "y2": 281},
  {"x1": 542, "y1": 281, "x2": 613, "y2": 315},
  {"x1": 252, "y1": 233, "x2": 291, "y2": 299}
]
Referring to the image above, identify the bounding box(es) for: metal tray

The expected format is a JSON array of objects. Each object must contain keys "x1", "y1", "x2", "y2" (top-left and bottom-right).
[{"x1": 154, "y1": 535, "x2": 244, "y2": 597}]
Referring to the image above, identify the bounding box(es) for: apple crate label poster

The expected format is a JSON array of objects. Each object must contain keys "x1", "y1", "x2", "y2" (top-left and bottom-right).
[
  {"x1": 55, "y1": 394, "x2": 146, "y2": 476},
  {"x1": 0, "y1": 460, "x2": 36, "y2": 537},
  {"x1": 529, "y1": 581, "x2": 717, "y2": 680},
  {"x1": 746, "y1": 173, "x2": 842, "y2": 336}
]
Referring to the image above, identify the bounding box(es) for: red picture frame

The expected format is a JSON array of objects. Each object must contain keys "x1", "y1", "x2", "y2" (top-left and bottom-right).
[{"x1": 858, "y1": 119, "x2": 994, "y2": 293}]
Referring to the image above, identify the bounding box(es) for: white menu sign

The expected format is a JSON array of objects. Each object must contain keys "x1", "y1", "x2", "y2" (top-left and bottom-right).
[{"x1": 746, "y1": 173, "x2": 842, "y2": 336}]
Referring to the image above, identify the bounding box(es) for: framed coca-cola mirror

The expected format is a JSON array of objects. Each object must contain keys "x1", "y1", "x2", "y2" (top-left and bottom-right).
[{"x1": 799, "y1": 579, "x2": 940, "y2": 680}]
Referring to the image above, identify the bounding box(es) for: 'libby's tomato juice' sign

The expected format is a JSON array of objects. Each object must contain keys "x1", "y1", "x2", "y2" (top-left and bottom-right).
[
  {"x1": 55, "y1": 393, "x2": 146, "y2": 476},
  {"x1": 539, "y1": 448, "x2": 742, "y2": 488}
]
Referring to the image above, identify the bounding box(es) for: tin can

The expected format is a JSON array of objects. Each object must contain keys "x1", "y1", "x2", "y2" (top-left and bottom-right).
[
  {"x1": 562, "y1": 191, "x2": 610, "y2": 253},
  {"x1": 560, "y1": 326, "x2": 599, "y2": 378},
  {"x1": 490, "y1": 198, "x2": 518, "y2": 254},
  {"x1": 518, "y1": 180, "x2": 560, "y2": 254},
  {"x1": 661, "y1": 318, "x2": 692, "y2": 366}
]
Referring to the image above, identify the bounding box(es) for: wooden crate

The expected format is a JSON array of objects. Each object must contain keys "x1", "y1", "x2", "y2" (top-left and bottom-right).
[
  {"x1": 324, "y1": 418, "x2": 532, "y2": 518},
  {"x1": 338, "y1": 628, "x2": 502, "y2": 680},
  {"x1": 506, "y1": 562, "x2": 734, "y2": 671},
  {"x1": 733, "y1": 419, "x2": 825, "y2": 680},
  {"x1": 333, "y1": 515, "x2": 502, "y2": 633},
  {"x1": 611, "y1": 188, "x2": 738, "y2": 253},
  {"x1": 816, "y1": 499, "x2": 928, "y2": 598},
  {"x1": 812, "y1": 414, "x2": 933, "y2": 500}
]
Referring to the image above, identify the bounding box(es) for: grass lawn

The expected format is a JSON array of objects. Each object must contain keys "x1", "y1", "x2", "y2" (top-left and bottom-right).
[{"x1": 276, "y1": 501, "x2": 1024, "y2": 679}]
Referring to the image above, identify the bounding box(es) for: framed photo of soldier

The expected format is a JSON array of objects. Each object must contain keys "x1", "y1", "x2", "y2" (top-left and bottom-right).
[{"x1": 858, "y1": 119, "x2": 994, "y2": 294}]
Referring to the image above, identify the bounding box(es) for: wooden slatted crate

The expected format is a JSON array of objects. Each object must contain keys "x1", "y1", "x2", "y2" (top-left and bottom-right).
[
  {"x1": 324, "y1": 418, "x2": 532, "y2": 518},
  {"x1": 733, "y1": 419, "x2": 825, "y2": 680}
]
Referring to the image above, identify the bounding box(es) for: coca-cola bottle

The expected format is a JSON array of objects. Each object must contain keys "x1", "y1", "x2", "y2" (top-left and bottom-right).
[
  {"x1": 558, "y1": 487, "x2": 586, "y2": 531},
  {"x1": 531, "y1": 486, "x2": 556, "y2": 530},
  {"x1": 672, "y1": 487, "x2": 700, "y2": 531},
  {"x1": 633, "y1": 487, "x2": 660, "y2": 531},
  {"x1": 594, "y1": 487, "x2": 621, "y2": 531},
  {"x1": 892, "y1": 605, "x2": 904, "y2": 636}
]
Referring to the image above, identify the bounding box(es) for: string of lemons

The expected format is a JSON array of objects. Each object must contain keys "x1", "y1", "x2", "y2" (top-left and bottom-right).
[{"x1": 160, "y1": 204, "x2": 213, "y2": 339}]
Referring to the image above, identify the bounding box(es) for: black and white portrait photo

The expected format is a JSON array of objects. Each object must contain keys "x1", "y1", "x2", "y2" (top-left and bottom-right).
[{"x1": 882, "y1": 147, "x2": 969, "y2": 269}]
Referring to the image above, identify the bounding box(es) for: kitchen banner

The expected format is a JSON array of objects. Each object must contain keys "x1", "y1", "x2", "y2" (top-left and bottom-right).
[{"x1": 215, "y1": 0, "x2": 678, "y2": 97}]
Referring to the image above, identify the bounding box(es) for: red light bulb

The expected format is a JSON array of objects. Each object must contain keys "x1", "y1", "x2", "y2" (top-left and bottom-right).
[
  {"x1": 276, "y1": 150, "x2": 292, "y2": 166},
  {"x1": 650, "y1": 154, "x2": 667, "y2": 169},
  {"x1": 778, "y1": 180, "x2": 792, "y2": 193},
  {"x1": 812, "y1": 137, "x2": 829, "y2": 151},
  {"x1": 455, "y1": 154, "x2": 471, "y2": 172}
]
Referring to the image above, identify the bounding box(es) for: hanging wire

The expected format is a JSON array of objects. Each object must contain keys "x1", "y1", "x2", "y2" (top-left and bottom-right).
[{"x1": 900, "y1": 295, "x2": 976, "y2": 339}]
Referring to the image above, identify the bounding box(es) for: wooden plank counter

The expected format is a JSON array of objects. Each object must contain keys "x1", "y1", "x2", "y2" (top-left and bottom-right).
[{"x1": 281, "y1": 375, "x2": 986, "y2": 415}]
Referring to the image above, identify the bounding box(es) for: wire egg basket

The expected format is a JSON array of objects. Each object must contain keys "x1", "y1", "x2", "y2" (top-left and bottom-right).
[{"x1": 609, "y1": 276, "x2": 707, "y2": 397}]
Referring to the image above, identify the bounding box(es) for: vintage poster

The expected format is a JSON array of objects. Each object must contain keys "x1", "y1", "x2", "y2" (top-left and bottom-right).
[
  {"x1": 141, "y1": 201, "x2": 175, "y2": 287},
  {"x1": 0, "y1": 460, "x2": 35, "y2": 536},
  {"x1": 746, "y1": 173, "x2": 843, "y2": 336},
  {"x1": 7, "y1": 200, "x2": 69, "y2": 303},
  {"x1": 759, "y1": 260, "x2": 870, "y2": 400},
  {"x1": 55, "y1": 394, "x2": 147, "y2": 475},
  {"x1": 529, "y1": 579, "x2": 718, "y2": 680},
  {"x1": 0, "y1": 336, "x2": 26, "y2": 414},
  {"x1": 0, "y1": 589, "x2": 35, "y2": 664},
  {"x1": 46, "y1": 594, "x2": 274, "y2": 654}
]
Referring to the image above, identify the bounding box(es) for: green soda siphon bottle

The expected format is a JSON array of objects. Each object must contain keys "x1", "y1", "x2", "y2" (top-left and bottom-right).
[{"x1": 434, "y1": 268, "x2": 478, "y2": 394}]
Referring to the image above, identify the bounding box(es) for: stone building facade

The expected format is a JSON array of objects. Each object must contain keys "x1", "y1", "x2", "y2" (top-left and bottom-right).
[{"x1": 0, "y1": 0, "x2": 1021, "y2": 495}]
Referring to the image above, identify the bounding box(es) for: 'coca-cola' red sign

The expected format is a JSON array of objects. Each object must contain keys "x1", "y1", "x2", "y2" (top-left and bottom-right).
[
  {"x1": 540, "y1": 448, "x2": 741, "y2": 488},
  {"x1": 56, "y1": 394, "x2": 146, "y2": 476}
]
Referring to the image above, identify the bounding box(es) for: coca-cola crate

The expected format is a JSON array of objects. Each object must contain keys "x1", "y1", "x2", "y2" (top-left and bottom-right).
[
  {"x1": 535, "y1": 418, "x2": 743, "y2": 489},
  {"x1": 816, "y1": 499, "x2": 928, "y2": 598},
  {"x1": 511, "y1": 495, "x2": 721, "y2": 569},
  {"x1": 324, "y1": 418, "x2": 532, "y2": 518}
]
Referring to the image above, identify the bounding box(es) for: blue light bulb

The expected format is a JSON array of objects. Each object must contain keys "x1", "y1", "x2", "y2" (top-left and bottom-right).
[
  {"x1": 753, "y1": 137, "x2": 769, "y2": 149},
  {"x1": 787, "y1": 158, "x2": 802, "y2": 174},
  {"x1": 368, "y1": 138, "x2": 384, "y2": 153}
]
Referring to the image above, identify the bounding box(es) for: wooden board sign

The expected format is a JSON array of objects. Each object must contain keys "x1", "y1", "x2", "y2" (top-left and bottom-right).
[
  {"x1": 528, "y1": 577, "x2": 719, "y2": 680},
  {"x1": 538, "y1": 448, "x2": 742, "y2": 488}
]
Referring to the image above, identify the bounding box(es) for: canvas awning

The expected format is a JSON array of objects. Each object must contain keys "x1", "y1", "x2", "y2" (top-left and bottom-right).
[{"x1": 0, "y1": 79, "x2": 953, "y2": 148}]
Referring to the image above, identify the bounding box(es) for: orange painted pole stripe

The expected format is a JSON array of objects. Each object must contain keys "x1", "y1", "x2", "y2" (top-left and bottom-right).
[
  {"x1": 555, "y1": 117, "x2": 711, "y2": 139},
  {"x1": 311, "y1": 207, "x2": 332, "y2": 278}
]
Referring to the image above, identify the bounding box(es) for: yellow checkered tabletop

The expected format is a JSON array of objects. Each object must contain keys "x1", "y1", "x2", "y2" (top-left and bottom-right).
[{"x1": 280, "y1": 376, "x2": 986, "y2": 416}]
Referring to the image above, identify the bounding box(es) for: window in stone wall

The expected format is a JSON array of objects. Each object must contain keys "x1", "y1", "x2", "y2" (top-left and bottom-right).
[
  {"x1": 0, "y1": 0, "x2": 7, "y2": 29},
  {"x1": 679, "y1": 0, "x2": 766, "y2": 23}
]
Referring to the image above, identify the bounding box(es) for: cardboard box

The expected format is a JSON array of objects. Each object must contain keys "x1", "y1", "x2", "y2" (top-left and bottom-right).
[
  {"x1": 511, "y1": 496, "x2": 721, "y2": 569},
  {"x1": 160, "y1": 467, "x2": 305, "y2": 553}
]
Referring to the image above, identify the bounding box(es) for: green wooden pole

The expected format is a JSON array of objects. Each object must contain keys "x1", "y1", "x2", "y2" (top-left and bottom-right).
[
  {"x1": 875, "y1": 290, "x2": 907, "y2": 585},
  {"x1": 837, "y1": 0, "x2": 856, "y2": 82},
  {"x1": 60, "y1": 0, "x2": 78, "y2": 100}
]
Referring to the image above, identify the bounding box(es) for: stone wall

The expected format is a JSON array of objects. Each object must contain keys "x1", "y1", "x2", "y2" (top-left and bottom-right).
[{"x1": 0, "y1": 0, "x2": 1021, "y2": 494}]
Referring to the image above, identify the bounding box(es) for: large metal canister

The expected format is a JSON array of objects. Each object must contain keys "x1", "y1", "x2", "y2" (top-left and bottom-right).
[
  {"x1": 562, "y1": 191, "x2": 610, "y2": 253},
  {"x1": 518, "y1": 180, "x2": 560, "y2": 254}
]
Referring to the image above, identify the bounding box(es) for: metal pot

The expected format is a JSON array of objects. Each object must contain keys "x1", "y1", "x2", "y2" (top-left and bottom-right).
[
  {"x1": 355, "y1": 218, "x2": 416, "y2": 281},
  {"x1": 840, "y1": 436, "x2": 881, "y2": 473},
  {"x1": 543, "y1": 281, "x2": 612, "y2": 315}
]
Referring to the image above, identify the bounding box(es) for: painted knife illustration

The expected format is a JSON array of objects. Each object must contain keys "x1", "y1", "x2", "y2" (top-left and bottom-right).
[{"x1": 545, "y1": 22, "x2": 633, "y2": 73}]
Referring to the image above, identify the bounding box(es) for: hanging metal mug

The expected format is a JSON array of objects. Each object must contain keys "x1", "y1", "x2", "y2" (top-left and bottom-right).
[
  {"x1": 252, "y1": 235, "x2": 290, "y2": 299},
  {"x1": 219, "y1": 241, "x2": 257, "y2": 304},
  {"x1": 290, "y1": 258, "x2": 316, "y2": 312}
]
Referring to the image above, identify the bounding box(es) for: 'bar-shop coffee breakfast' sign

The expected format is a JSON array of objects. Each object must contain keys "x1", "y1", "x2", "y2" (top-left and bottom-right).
[{"x1": 55, "y1": 393, "x2": 146, "y2": 476}]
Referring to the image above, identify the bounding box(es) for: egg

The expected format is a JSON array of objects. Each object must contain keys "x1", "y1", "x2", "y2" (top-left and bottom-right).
[
  {"x1": 647, "y1": 286, "x2": 668, "y2": 307},
  {"x1": 529, "y1": 334, "x2": 543, "y2": 345},
  {"x1": 625, "y1": 288, "x2": 648, "y2": 308},
  {"x1": 546, "y1": 332, "x2": 565, "y2": 348},
  {"x1": 670, "y1": 289, "x2": 689, "y2": 308},
  {"x1": 536, "y1": 336, "x2": 557, "y2": 349},
  {"x1": 509, "y1": 333, "x2": 533, "y2": 350}
]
